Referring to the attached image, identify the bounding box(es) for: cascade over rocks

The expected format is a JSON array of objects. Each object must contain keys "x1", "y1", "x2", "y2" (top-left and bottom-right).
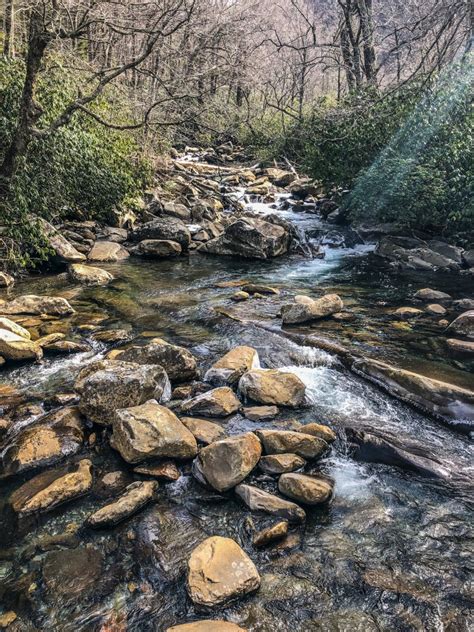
[
  {"x1": 187, "y1": 536, "x2": 260, "y2": 607},
  {"x1": 181, "y1": 386, "x2": 241, "y2": 418},
  {"x1": 112, "y1": 401, "x2": 198, "y2": 463},
  {"x1": 113, "y1": 339, "x2": 198, "y2": 382},
  {"x1": 256, "y1": 429, "x2": 329, "y2": 459},
  {"x1": 76, "y1": 360, "x2": 171, "y2": 425},
  {"x1": 239, "y1": 369, "x2": 306, "y2": 407},
  {"x1": 235, "y1": 483, "x2": 306, "y2": 523},
  {"x1": 193, "y1": 432, "x2": 261, "y2": 492}
]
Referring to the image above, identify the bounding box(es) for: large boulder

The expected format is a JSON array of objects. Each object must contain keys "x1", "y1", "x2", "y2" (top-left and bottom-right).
[
  {"x1": 113, "y1": 339, "x2": 198, "y2": 382},
  {"x1": 205, "y1": 346, "x2": 260, "y2": 385},
  {"x1": 375, "y1": 237, "x2": 461, "y2": 272},
  {"x1": 447, "y1": 310, "x2": 474, "y2": 339},
  {"x1": 37, "y1": 217, "x2": 86, "y2": 263},
  {"x1": 134, "y1": 239, "x2": 182, "y2": 258},
  {"x1": 278, "y1": 473, "x2": 334, "y2": 505},
  {"x1": 255, "y1": 429, "x2": 328, "y2": 460},
  {"x1": 0, "y1": 294, "x2": 74, "y2": 316},
  {"x1": 10, "y1": 459, "x2": 92, "y2": 515},
  {"x1": 193, "y1": 432, "x2": 261, "y2": 492},
  {"x1": 86, "y1": 480, "x2": 157, "y2": 528},
  {"x1": 68, "y1": 264, "x2": 113, "y2": 286},
  {"x1": 132, "y1": 218, "x2": 191, "y2": 251},
  {"x1": 235, "y1": 484, "x2": 306, "y2": 523},
  {"x1": 76, "y1": 360, "x2": 171, "y2": 425},
  {"x1": 0, "y1": 329, "x2": 42, "y2": 361},
  {"x1": 1, "y1": 407, "x2": 84, "y2": 478},
  {"x1": 201, "y1": 217, "x2": 290, "y2": 259},
  {"x1": 239, "y1": 369, "x2": 306, "y2": 408},
  {"x1": 88, "y1": 241, "x2": 130, "y2": 262},
  {"x1": 352, "y1": 358, "x2": 474, "y2": 429},
  {"x1": 112, "y1": 402, "x2": 198, "y2": 463},
  {"x1": 181, "y1": 387, "x2": 241, "y2": 418},
  {"x1": 187, "y1": 536, "x2": 260, "y2": 607},
  {"x1": 167, "y1": 622, "x2": 246, "y2": 632},
  {"x1": 281, "y1": 294, "x2": 343, "y2": 324}
]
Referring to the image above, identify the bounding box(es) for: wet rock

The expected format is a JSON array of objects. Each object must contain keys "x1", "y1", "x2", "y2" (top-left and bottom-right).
[
  {"x1": 447, "y1": 310, "x2": 474, "y2": 339},
  {"x1": 453, "y1": 298, "x2": 474, "y2": 311},
  {"x1": 36, "y1": 332, "x2": 66, "y2": 348},
  {"x1": 243, "y1": 405, "x2": 279, "y2": 421},
  {"x1": 427, "y1": 240, "x2": 464, "y2": 264},
  {"x1": 0, "y1": 611, "x2": 17, "y2": 628},
  {"x1": 10, "y1": 459, "x2": 93, "y2": 515},
  {"x1": 37, "y1": 217, "x2": 86, "y2": 263},
  {"x1": 394, "y1": 307, "x2": 423, "y2": 320},
  {"x1": 134, "y1": 461, "x2": 180, "y2": 481},
  {"x1": 0, "y1": 295, "x2": 74, "y2": 316},
  {"x1": 132, "y1": 218, "x2": 191, "y2": 251},
  {"x1": 0, "y1": 329, "x2": 42, "y2": 361},
  {"x1": 253, "y1": 521, "x2": 289, "y2": 548},
  {"x1": 281, "y1": 294, "x2": 344, "y2": 324},
  {"x1": 426, "y1": 303, "x2": 447, "y2": 316},
  {"x1": 243, "y1": 284, "x2": 280, "y2": 296},
  {"x1": 299, "y1": 423, "x2": 336, "y2": 444},
  {"x1": 181, "y1": 387, "x2": 241, "y2": 418},
  {"x1": 92, "y1": 329, "x2": 131, "y2": 343},
  {"x1": 201, "y1": 217, "x2": 290, "y2": 259},
  {"x1": 1, "y1": 407, "x2": 84, "y2": 478},
  {"x1": 205, "y1": 346, "x2": 260, "y2": 385},
  {"x1": 76, "y1": 360, "x2": 171, "y2": 425},
  {"x1": 446, "y1": 338, "x2": 474, "y2": 355},
  {"x1": 193, "y1": 433, "x2": 261, "y2": 492},
  {"x1": 352, "y1": 358, "x2": 474, "y2": 430},
  {"x1": 95, "y1": 470, "x2": 132, "y2": 498},
  {"x1": 258, "y1": 453, "x2": 306, "y2": 475},
  {"x1": 113, "y1": 339, "x2": 198, "y2": 383},
  {"x1": 187, "y1": 536, "x2": 260, "y2": 607},
  {"x1": 113, "y1": 401, "x2": 197, "y2": 463},
  {"x1": 43, "y1": 339, "x2": 90, "y2": 354},
  {"x1": 181, "y1": 417, "x2": 225, "y2": 444},
  {"x1": 278, "y1": 473, "x2": 333, "y2": 505},
  {"x1": 0, "y1": 272, "x2": 14, "y2": 288},
  {"x1": 414, "y1": 288, "x2": 451, "y2": 302},
  {"x1": 376, "y1": 237, "x2": 461, "y2": 271},
  {"x1": 255, "y1": 430, "x2": 328, "y2": 460},
  {"x1": 463, "y1": 249, "x2": 474, "y2": 267},
  {"x1": 42, "y1": 546, "x2": 103, "y2": 597},
  {"x1": 235, "y1": 484, "x2": 305, "y2": 523},
  {"x1": 0, "y1": 418, "x2": 11, "y2": 442},
  {"x1": 134, "y1": 239, "x2": 182, "y2": 257},
  {"x1": 231, "y1": 291, "x2": 250, "y2": 302},
  {"x1": 68, "y1": 263, "x2": 113, "y2": 286},
  {"x1": 0, "y1": 317, "x2": 31, "y2": 339},
  {"x1": 88, "y1": 241, "x2": 130, "y2": 262},
  {"x1": 86, "y1": 480, "x2": 158, "y2": 528},
  {"x1": 167, "y1": 622, "x2": 247, "y2": 632},
  {"x1": 239, "y1": 369, "x2": 306, "y2": 408}
]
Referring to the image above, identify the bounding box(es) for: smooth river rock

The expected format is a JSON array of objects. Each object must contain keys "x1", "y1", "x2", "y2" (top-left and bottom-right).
[
  {"x1": 167, "y1": 622, "x2": 247, "y2": 632},
  {"x1": 299, "y1": 423, "x2": 336, "y2": 444},
  {"x1": 193, "y1": 432, "x2": 261, "y2": 492},
  {"x1": 205, "y1": 346, "x2": 260, "y2": 385},
  {"x1": 255, "y1": 430, "x2": 328, "y2": 460},
  {"x1": 253, "y1": 521, "x2": 289, "y2": 547},
  {"x1": 413, "y1": 288, "x2": 451, "y2": 302},
  {"x1": 88, "y1": 241, "x2": 130, "y2": 262},
  {"x1": 239, "y1": 369, "x2": 306, "y2": 408},
  {"x1": 86, "y1": 480, "x2": 158, "y2": 528},
  {"x1": 281, "y1": 293, "x2": 344, "y2": 324},
  {"x1": 278, "y1": 473, "x2": 334, "y2": 505},
  {"x1": 258, "y1": 453, "x2": 306, "y2": 475},
  {"x1": 0, "y1": 294, "x2": 74, "y2": 316},
  {"x1": 0, "y1": 317, "x2": 31, "y2": 339},
  {"x1": 447, "y1": 310, "x2": 474, "y2": 339},
  {"x1": 181, "y1": 387, "x2": 241, "y2": 418},
  {"x1": 113, "y1": 402, "x2": 198, "y2": 463},
  {"x1": 235, "y1": 484, "x2": 306, "y2": 523},
  {"x1": 134, "y1": 239, "x2": 182, "y2": 257},
  {"x1": 187, "y1": 536, "x2": 261, "y2": 607},
  {"x1": 181, "y1": 417, "x2": 225, "y2": 444},
  {"x1": 0, "y1": 329, "x2": 43, "y2": 361},
  {"x1": 113, "y1": 339, "x2": 198, "y2": 382},
  {"x1": 132, "y1": 217, "x2": 191, "y2": 250},
  {"x1": 68, "y1": 263, "x2": 114, "y2": 286}
]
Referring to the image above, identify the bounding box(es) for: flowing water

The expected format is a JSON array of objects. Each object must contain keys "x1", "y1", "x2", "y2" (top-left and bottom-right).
[{"x1": 0, "y1": 190, "x2": 472, "y2": 631}]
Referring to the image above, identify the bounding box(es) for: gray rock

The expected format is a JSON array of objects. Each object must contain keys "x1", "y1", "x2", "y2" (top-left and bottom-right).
[{"x1": 235, "y1": 483, "x2": 305, "y2": 523}]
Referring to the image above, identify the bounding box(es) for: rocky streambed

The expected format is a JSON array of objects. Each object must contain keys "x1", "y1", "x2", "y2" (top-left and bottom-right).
[{"x1": 0, "y1": 148, "x2": 473, "y2": 631}]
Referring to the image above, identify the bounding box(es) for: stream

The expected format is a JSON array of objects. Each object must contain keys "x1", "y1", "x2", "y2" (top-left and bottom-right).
[{"x1": 0, "y1": 184, "x2": 472, "y2": 631}]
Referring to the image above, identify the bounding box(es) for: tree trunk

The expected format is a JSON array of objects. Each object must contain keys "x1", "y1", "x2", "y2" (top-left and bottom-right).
[
  {"x1": 340, "y1": 25, "x2": 356, "y2": 91},
  {"x1": 0, "y1": 8, "x2": 49, "y2": 194},
  {"x1": 357, "y1": 0, "x2": 376, "y2": 83},
  {"x1": 3, "y1": 0, "x2": 14, "y2": 57}
]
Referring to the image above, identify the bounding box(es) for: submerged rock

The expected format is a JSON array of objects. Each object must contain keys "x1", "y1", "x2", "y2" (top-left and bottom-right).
[
  {"x1": 239, "y1": 369, "x2": 306, "y2": 407},
  {"x1": 113, "y1": 339, "x2": 198, "y2": 382},
  {"x1": 281, "y1": 294, "x2": 344, "y2": 324},
  {"x1": 0, "y1": 294, "x2": 74, "y2": 316},
  {"x1": 88, "y1": 241, "x2": 130, "y2": 262},
  {"x1": 187, "y1": 536, "x2": 260, "y2": 607},
  {"x1": 113, "y1": 402, "x2": 198, "y2": 463},
  {"x1": 10, "y1": 459, "x2": 92, "y2": 515},
  {"x1": 86, "y1": 480, "x2": 158, "y2": 528},
  {"x1": 205, "y1": 346, "x2": 260, "y2": 385},
  {"x1": 76, "y1": 360, "x2": 171, "y2": 425},
  {"x1": 448, "y1": 310, "x2": 474, "y2": 339},
  {"x1": 68, "y1": 263, "x2": 113, "y2": 286},
  {"x1": 181, "y1": 387, "x2": 241, "y2": 418},
  {"x1": 193, "y1": 432, "x2": 261, "y2": 492},
  {"x1": 235, "y1": 484, "x2": 305, "y2": 523},
  {"x1": 278, "y1": 473, "x2": 334, "y2": 505},
  {"x1": 42, "y1": 546, "x2": 103, "y2": 598},
  {"x1": 256, "y1": 429, "x2": 328, "y2": 460},
  {"x1": 258, "y1": 453, "x2": 306, "y2": 475}
]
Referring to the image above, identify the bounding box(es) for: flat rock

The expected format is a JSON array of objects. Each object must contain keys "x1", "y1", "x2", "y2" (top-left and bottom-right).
[
  {"x1": 278, "y1": 473, "x2": 334, "y2": 505},
  {"x1": 113, "y1": 339, "x2": 198, "y2": 382},
  {"x1": 113, "y1": 401, "x2": 197, "y2": 463},
  {"x1": 426, "y1": 303, "x2": 447, "y2": 316},
  {"x1": 253, "y1": 521, "x2": 289, "y2": 547},
  {"x1": 281, "y1": 294, "x2": 344, "y2": 324},
  {"x1": 181, "y1": 387, "x2": 241, "y2": 418},
  {"x1": 68, "y1": 263, "x2": 114, "y2": 286},
  {"x1": 0, "y1": 294, "x2": 74, "y2": 316},
  {"x1": 239, "y1": 369, "x2": 306, "y2": 407},
  {"x1": 134, "y1": 461, "x2": 180, "y2": 481},
  {"x1": 167, "y1": 622, "x2": 247, "y2": 632},
  {"x1": 235, "y1": 484, "x2": 305, "y2": 523},
  {"x1": 194, "y1": 432, "x2": 261, "y2": 492},
  {"x1": 134, "y1": 239, "x2": 182, "y2": 257},
  {"x1": 446, "y1": 339, "x2": 474, "y2": 354},
  {"x1": 86, "y1": 480, "x2": 157, "y2": 528},
  {"x1": 414, "y1": 288, "x2": 451, "y2": 302},
  {"x1": 88, "y1": 241, "x2": 130, "y2": 262},
  {"x1": 448, "y1": 310, "x2": 474, "y2": 339},
  {"x1": 10, "y1": 459, "x2": 92, "y2": 515},
  {"x1": 255, "y1": 430, "x2": 328, "y2": 459},
  {"x1": 243, "y1": 405, "x2": 279, "y2": 421},
  {"x1": 299, "y1": 423, "x2": 336, "y2": 444},
  {"x1": 187, "y1": 536, "x2": 260, "y2": 607},
  {"x1": 394, "y1": 307, "x2": 423, "y2": 320},
  {"x1": 76, "y1": 360, "x2": 171, "y2": 425},
  {"x1": 181, "y1": 417, "x2": 225, "y2": 444},
  {"x1": 205, "y1": 346, "x2": 260, "y2": 385},
  {"x1": 258, "y1": 453, "x2": 306, "y2": 475}
]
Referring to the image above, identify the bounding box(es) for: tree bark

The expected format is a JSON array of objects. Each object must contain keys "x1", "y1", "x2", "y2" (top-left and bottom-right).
[
  {"x1": 3, "y1": 0, "x2": 14, "y2": 57},
  {"x1": 357, "y1": 0, "x2": 376, "y2": 83}
]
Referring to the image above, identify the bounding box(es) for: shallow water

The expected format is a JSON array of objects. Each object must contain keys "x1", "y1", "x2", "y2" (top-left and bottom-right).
[{"x1": 0, "y1": 193, "x2": 473, "y2": 631}]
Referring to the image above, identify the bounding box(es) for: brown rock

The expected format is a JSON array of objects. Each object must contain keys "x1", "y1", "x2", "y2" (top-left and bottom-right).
[
  {"x1": 0, "y1": 317, "x2": 31, "y2": 339},
  {"x1": 278, "y1": 473, "x2": 333, "y2": 505},
  {"x1": 167, "y1": 622, "x2": 246, "y2": 632},
  {"x1": 446, "y1": 339, "x2": 474, "y2": 354},
  {"x1": 255, "y1": 429, "x2": 328, "y2": 459},
  {"x1": 394, "y1": 307, "x2": 423, "y2": 320},
  {"x1": 253, "y1": 521, "x2": 288, "y2": 547},
  {"x1": 42, "y1": 546, "x2": 103, "y2": 597},
  {"x1": 181, "y1": 387, "x2": 241, "y2": 418},
  {"x1": 413, "y1": 288, "x2": 451, "y2": 301},
  {"x1": 235, "y1": 484, "x2": 305, "y2": 523},
  {"x1": 88, "y1": 241, "x2": 129, "y2": 262},
  {"x1": 113, "y1": 339, "x2": 198, "y2": 382},
  {"x1": 0, "y1": 294, "x2": 74, "y2": 316},
  {"x1": 426, "y1": 303, "x2": 447, "y2": 316},
  {"x1": 243, "y1": 405, "x2": 279, "y2": 421},
  {"x1": 68, "y1": 263, "x2": 114, "y2": 286},
  {"x1": 135, "y1": 239, "x2": 182, "y2": 257},
  {"x1": 181, "y1": 417, "x2": 225, "y2": 444},
  {"x1": 239, "y1": 369, "x2": 306, "y2": 408},
  {"x1": 281, "y1": 294, "x2": 344, "y2": 324},
  {"x1": 206, "y1": 346, "x2": 259, "y2": 384},
  {"x1": 134, "y1": 461, "x2": 180, "y2": 481},
  {"x1": 0, "y1": 272, "x2": 14, "y2": 287},
  {"x1": 0, "y1": 329, "x2": 42, "y2": 361},
  {"x1": 298, "y1": 423, "x2": 336, "y2": 444},
  {"x1": 258, "y1": 453, "x2": 306, "y2": 475},
  {"x1": 86, "y1": 481, "x2": 157, "y2": 528}
]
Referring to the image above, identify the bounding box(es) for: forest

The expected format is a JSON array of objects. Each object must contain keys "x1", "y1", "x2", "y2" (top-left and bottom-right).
[{"x1": 0, "y1": 2, "x2": 473, "y2": 632}]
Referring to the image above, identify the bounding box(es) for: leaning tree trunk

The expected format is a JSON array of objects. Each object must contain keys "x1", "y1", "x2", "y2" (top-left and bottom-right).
[{"x1": 0, "y1": 8, "x2": 49, "y2": 195}]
